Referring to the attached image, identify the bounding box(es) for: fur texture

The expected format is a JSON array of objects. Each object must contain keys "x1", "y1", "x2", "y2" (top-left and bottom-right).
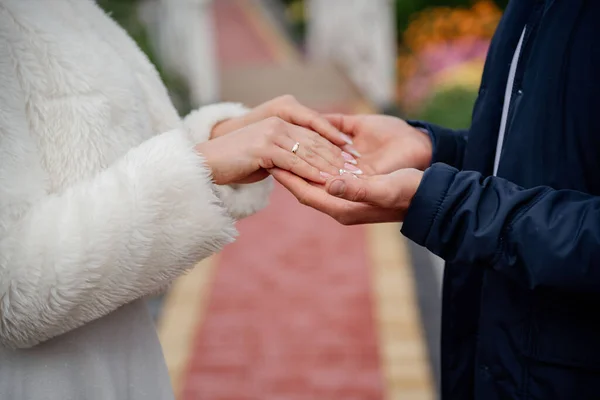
[
  {"x1": 184, "y1": 103, "x2": 275, "y2": 220},
  {"x1": 0, "y1": 0, "x2": 272, "y2": 348}
]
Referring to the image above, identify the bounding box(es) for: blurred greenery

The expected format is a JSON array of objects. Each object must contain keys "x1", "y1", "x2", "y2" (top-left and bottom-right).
[
  {"x1": 416, "y1": 86, "x2": 478, "y2": 129},
  {"x1": 281, "y1": 0, "x2": 306, "y2": 45},
  {"x1": 98, "y1": 0, "x2": 192, "y2": 114}
]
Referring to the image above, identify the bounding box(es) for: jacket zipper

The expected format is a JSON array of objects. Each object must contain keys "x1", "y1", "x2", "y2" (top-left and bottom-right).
[{"x1": 503, "y1": 3, "x2": 546, "y2": 141}]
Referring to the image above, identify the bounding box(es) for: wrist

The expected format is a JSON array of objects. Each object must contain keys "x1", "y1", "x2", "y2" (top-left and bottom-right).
[
  {"x1": 394, "y1": 168, "x2": 424, "y2": 212},
  {"x1": 195, "y1": 141, "x2": 224, "y2": 184},
  {"x1": 377, "y1": 168, "x2": 424, "y2": 218},
  {"x1": 400, "y1": 164, "x2": 456, "y2": 243},
  {"x1": 405, "y1": 169, "x2": 424, "y2": 207},
  {"x1": 412, "y1": 127, "x2": 433, "y2": 170}
]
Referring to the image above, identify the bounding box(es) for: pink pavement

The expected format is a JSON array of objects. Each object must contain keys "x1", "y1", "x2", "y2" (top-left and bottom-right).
[{"x1": 180, "y1": 2, "x2": 385, "y2": 398}]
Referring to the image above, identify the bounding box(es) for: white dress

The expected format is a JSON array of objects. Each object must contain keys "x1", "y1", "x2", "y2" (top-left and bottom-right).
[{"x1": 0, "y1": 0, "x2": 272, "y2": 398}]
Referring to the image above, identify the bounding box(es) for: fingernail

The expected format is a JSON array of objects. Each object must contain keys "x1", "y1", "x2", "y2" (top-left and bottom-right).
[
  {"x1": 342, "y1": 151, "x2": 357, "y2": 165},
  {"x1": 343, "y1": 145, "x2": 362, "y2": 158},
  {"x1": 320, "y1": 171, "x2": 333, "y2": 179},
  {"x1": 344, "y1": 163, "x2": 363, "y2": 175},
  {"x1": 340, "y1": 133, "x2": 354, "y2": 145},
  {"x1": 329, "y1": 180, "x2": 346, "y2": 197}
]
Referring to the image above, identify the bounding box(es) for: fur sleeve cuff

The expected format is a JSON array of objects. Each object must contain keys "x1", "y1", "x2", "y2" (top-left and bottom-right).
[
  {"x1": 214, "y1": 178, "x2": 274, "y2": 220},
  {"x1": 183, "y1": 102, "x2": 249, "y2": 144},
  {"x1": 183, "y1": 103, "x2": 274, "y2": 220}
]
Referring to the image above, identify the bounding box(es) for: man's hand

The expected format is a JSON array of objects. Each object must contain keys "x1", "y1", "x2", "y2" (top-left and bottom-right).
[
  {"x1": 270, "y1": 167, "x2": 424, "y2": 225},
  {"x1": 324, "y1": 114, "x2": 433, "y2": 175}
]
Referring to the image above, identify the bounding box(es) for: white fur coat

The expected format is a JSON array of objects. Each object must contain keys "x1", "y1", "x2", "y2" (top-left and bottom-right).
[{"x1": 0, "y1": 0, "x2": 272, "y2": 354}]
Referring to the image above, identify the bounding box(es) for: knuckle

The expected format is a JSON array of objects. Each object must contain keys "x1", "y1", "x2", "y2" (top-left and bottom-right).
[
  {"x1": 261, "y1": 133, "x2": 274, "y2": 148},
  {"x1": 353, "y1": 187, "x2": 368, "y2": 202},
  {"x1": 264, "y1": 117, "x2": 285, "y2": 138},
  {"x1": 333, "y1": 204, "x2": 353, "y2": 225},
  {"x1": 303, "y1": 147, "x2": 316, "y2": 160},
  {"x1": 265, "y1": 116, "x2": 284, "y2": 128},
  {"x1": 289, "y1": 154, "x2": 300, "y2": 165},
  {"x1": 258, "y1": 156, "x2": 274, "y2": 169},
  {"x1": 311, "y1": 137, "x2": 322, "y2": 148},
  {"x1": 336, "y1": 213, "x2": 351, "y2": 226},
  {"x1": 275, "y1": 95, "x2": 299, "y2": 116},
  {"x1": 279, "y1": 94, "x2": 297, "y2": 104},
  {"x1": 297, "y1": 189, "x2": 310, "y2": 206},
  {"x1": 312, "y1": 139, "x2": 330, "y2": 155},
  {"x1": 297, "y1": 196, "x2": 308, "y2": 206}
]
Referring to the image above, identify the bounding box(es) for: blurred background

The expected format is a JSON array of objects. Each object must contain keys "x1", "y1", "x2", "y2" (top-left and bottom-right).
[{"x1": 98, "y1": 0, "x2": 506, "y2": 399}]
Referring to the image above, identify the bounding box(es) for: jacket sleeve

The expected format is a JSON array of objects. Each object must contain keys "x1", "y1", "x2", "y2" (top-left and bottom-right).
[
  {"x1": 407, "y1": 120, "x2": 468, "y2": 170},
  {"x1": 183, "y1": 103, "x2": 273, "y2": 220},
  {"x1": 0, "y1": 129, "x2": 240, "y2": 349},
  {"x1": 0, "y1": 59, "x2": 238, "y2": 349},
  {"x1": 401, "y1": 163, "x2": 600, "y2": 293}
]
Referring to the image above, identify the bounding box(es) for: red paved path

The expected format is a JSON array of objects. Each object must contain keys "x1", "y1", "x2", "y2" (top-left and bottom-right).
[
  {"x1": 181, "y1": 2, "x2": 385, "y2": 398},
  {"x1": 214, "y1": 0, "x2": 274, "y2": 67}
]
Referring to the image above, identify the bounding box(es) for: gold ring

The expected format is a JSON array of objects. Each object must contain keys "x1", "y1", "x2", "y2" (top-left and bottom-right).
[{"x1": 291, "y1": 142, "x2": 300, "y2": 154}]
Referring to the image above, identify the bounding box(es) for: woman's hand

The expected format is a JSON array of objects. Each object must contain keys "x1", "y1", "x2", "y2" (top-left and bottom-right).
[
  {"x1": 196, "y1": 117, "x2": 358, "y2": 185},
  {"x1": 210, "y1": 95, "x2": 360, "y2": 154}
]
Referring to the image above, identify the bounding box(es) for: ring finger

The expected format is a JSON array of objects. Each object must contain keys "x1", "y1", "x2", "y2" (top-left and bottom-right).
[
  {"x1": 287, "y1": 124, "x2": 351, "y2": 170},
  {"x1": 275, "y1": 134, "x2": 342, "y2": 177}
]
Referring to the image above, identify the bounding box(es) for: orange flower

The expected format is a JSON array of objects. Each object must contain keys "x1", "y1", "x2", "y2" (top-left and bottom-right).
[{"x1": 396, "y1": 1, "x2": 502, "y2": 109}]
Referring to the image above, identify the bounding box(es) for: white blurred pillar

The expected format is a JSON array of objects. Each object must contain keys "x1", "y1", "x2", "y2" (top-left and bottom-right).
[
  {"x1": 147, "y1": 0, "x2": 220, "y2": 106},
  {"x1": 306, "y1": 0, "x2": 396, "y2": 109}
]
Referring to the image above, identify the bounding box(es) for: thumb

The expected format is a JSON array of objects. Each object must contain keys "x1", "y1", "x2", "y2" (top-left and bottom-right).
[{"x1": 325, "y1": 175, "x2": 396, "y2": 207}]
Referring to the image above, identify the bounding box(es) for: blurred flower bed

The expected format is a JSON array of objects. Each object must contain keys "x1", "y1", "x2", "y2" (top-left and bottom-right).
[
  {"x1": 398, "y1": 0, "x2": 503, "y2": 128},
  {"x1": 281, "y1": 0, "x2": 506, "y2": 128}
]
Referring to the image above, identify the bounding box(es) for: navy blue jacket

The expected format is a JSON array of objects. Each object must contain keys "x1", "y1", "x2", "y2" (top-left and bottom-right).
[{"x1": 402, "y1": 1, "x2": 600, "y2": 399}]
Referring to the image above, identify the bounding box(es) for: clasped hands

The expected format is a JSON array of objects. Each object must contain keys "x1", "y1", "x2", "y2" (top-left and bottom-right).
[{"x1": 196, "y1": 95, "x2": 433, "y2": 225}]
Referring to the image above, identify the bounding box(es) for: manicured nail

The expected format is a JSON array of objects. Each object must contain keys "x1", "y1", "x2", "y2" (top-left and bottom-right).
[
  {"x1": 340, "y1": 133, "x2": 354, "y2": 145},
  {"x1": 343, "y1": 145, "x2": 362, "y2": 158},
  {"x1": 344, "y1": 163, "x2": 363, "y2": 175},
  {"x1": 342, "y1": 151, "x2": 357, "y2": 165},
  {"x1": 329, "y1": 180, "x2": 346, "y2": 197},
  {"x1": 320, "y1": 171, "x2": 333, "y2": 179}
]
